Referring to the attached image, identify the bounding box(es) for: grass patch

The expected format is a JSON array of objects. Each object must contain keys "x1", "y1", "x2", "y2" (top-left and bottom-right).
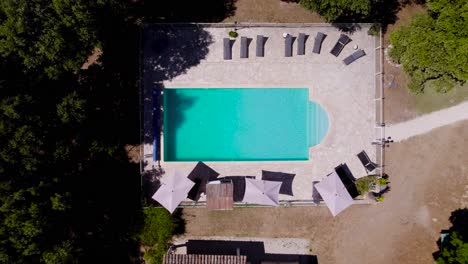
[{"x1": 414, "y1": 84, "x2": 468, "y2": 114}]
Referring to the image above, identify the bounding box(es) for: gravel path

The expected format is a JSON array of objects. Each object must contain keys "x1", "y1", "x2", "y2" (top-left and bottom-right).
[{"x1": 386, "y1": 101, "x2": 468, "y2": 141}]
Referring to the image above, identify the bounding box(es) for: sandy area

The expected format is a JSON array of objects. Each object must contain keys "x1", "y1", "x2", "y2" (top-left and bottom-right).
[{"x1": 182, "y1": 121, "x2": 468, "y2": 264}]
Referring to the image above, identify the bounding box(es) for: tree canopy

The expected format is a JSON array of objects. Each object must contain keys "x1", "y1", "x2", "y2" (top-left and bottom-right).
[
  {"x1": 299, "y1": 0, "x2": 372, "y2": 22},
  {"x1": 0, "y1": 0, "x2": 142, "y2": 262},
  {"x1": 0, "y1": 0, "x2": 108, "y2": 79},
  {"x1": 389, "y1": 0, "x2": 468, "y2": 93},
  {"x1": 436, "y1": 208, "x2": 468, "y2": 264}
]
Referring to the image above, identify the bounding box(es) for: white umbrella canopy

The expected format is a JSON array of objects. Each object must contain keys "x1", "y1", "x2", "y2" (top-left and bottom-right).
[
  {"x1": 315, "y1": 171, "x2": 354, "y2": 217},
  {"x1": 242, "y1": 178, "x2": 282, "y2": 206},
  {"x1": 152, "y1": 170, "x2": 195, "y2": 213}
]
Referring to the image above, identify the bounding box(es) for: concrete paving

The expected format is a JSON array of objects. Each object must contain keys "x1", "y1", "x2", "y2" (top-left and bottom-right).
[
  {"x1": 142, "y1": 24, "x2": 378, "y2": 201},
  {"x1": 387, "y1": 101, "x2": 468, "y2": 142}
]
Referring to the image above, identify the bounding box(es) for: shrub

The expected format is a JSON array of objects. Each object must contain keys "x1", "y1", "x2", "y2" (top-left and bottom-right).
[
  {"x1": 134, "y1": 207, "x2": 175, "y2": 264},
  {"x1": 375, "y1": 196, "x2": 385, "y2": 202},
  {"x1": 228, "y1": 31, "x2": 238, "y2": 38},
  {"x1": 355, "y1": 176, "x2": 378, "y2": 195},
  {"x1": 378, "y1": 178, "x2": 388, "y2": 185},
  {"x1": 367, "y1": 23, "x2": 380, "y2": 36}
]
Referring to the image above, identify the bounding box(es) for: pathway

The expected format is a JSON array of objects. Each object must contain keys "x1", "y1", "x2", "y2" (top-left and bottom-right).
[{"x1": 386, "y1": 101, "x2": 468, "y2": 141}]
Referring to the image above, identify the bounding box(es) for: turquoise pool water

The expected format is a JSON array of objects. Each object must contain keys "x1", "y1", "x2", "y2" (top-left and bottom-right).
[{"x1": 163, "y1": 88, "x2": 329, "y2": 161}]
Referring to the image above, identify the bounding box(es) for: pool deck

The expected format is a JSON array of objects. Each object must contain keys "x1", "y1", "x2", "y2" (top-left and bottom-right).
[{"x1": 142, "y1": 24, "x2": 378, "y2": 201}]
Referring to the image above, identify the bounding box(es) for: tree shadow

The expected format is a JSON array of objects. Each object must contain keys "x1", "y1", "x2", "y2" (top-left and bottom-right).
[
  {"x1": 131, "y1": 0, "x2": 237, "y2": 22},
  {"x1": 183, "y1": 240, "x2": 318, "y2": 264},
  {"x1": 143, "y1": 24, "x2": 213, "y2": 83}
]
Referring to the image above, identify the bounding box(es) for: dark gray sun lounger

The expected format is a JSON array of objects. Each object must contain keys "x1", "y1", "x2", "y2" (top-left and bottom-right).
[
  {"x1": 285, "y1": 35, "x2": 293, "y2": 57},
  {"x1": 240, "y1": 36, "x2": 248, "y2": 58},
  {"x1": 256, "y1": 35, "x2": 265, "y2": 57},
  {"x1": 223, "y1": 38, "x2": 232, "y2": 60},
  {"x1": 330, "y1": 34, "x2": 352, "y2": 57},
  {"x1": 357, "y1": 150, "x2": 377, "y2": 173},
  {"x1": 312, "y1": 32, "x2": 327, "y2": 54},
  {"x1": 297, "y1": 33, "x2": 306, "y2": 55},
  {"x1": 343, "y1": 49, "x2": 366, "y2": 65}
]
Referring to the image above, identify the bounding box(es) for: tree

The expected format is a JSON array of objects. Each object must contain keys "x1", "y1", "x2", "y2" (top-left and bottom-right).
[
  {"x1": 134, "y1": 207, "x2": 176, "y2": 264},
  {"x1": 0, "y1": 0, "x2": 108, "y2": 79},
  {"x1": 435, "y1": 208, "x2": 468, "y2": 264},
  {"x1": 299, "y1": 0, "x2": 372, "y2": 22},
  {"x1": 389, "y1": 0, "x2": 468, "y2": 93}
]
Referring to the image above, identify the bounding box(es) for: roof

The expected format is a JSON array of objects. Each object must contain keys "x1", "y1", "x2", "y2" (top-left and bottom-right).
[{"x1": 163, "y1": 254, "x2": 247, "y2": 264}]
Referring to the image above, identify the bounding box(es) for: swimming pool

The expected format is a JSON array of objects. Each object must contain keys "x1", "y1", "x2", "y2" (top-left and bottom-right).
[{"x1": 163, "y1": 88, "x2": 328, "y2": 161}]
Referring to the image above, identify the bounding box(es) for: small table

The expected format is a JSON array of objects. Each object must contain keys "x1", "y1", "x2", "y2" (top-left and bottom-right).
[{"x1": 206, "y1": 182, "x2": 234, "y2": 210}]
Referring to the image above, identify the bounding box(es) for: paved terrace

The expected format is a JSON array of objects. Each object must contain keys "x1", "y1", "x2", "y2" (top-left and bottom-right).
[{"x1": 142, "y1": 24, "x2": 378, "y2": 201}]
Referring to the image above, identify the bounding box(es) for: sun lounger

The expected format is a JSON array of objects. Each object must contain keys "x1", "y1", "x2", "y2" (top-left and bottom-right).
[
  {"x1": 240, "y1": 36, "x2": 248, "y2": 58},
  {"x1": 223, "y1": 38, "x2": 232, "y2": 60},
  {"x1": 256, "y1": 35, "x2": 265, "y2": 57},
  {"x1": 343, "y1": 49, "x2": 366, "y2": 65},
  {"x1": 297, "y1": 33, "x2": 306, "y2": 55},
  {"x1": 330, "y1": 34, "x2": 352, "y2": 57},
  {"x1": 312, "y1": 32, "x2": 327, "y2": 54},
  {"x1": 285, "y1": 34, "x2": 293, "y2": 57},
  {"x1": 357, "y1": 151, "x2": 377, "y2": 173}
]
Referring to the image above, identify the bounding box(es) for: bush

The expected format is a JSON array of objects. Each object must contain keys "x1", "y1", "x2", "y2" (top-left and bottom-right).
[
  {"x1": 378, "y1": 178, "x2": 388, "y2": 185},
  {"x1": 375, "y1": 196, "x2": 385, "y2": 202},
  {"x1": 228, "y1": 31, "x2": 238, "y2": 38},
  {"x1": 134, "y1": 207, "x2": 175, "y2": 264},
  {"x1": 367, "y1": 23, "x2": 381, "y2": 36},
  {"x1": 355, "y1": 176, "x2": 378, "y2": 195}
]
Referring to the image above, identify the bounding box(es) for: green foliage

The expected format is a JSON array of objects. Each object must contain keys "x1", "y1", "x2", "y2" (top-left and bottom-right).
[
  {"x1": 389, "y1": 0, "x2": 468, "y2": 93},
  {"x1": 134, "y1": 207, "x2": 175, "y2": 264},
  {"x1": 378, "y1": 178, "x2": 388, "y2": 185},
  {"x1": 355, "y1": 176, "x2": 378, "y2": 195},
  {"x1": 0, "y1": 0, "x2": 109, "y2": 79},
  {"x1": 57, "y1": 92, "x2": 86, "y2": 124},
  {"x1": 299, "y1": 0, "x2": 372, "y2": 22},
  {"x1": 229, "y1": 31, "x2": 238, "y2": 38},
  {"x1": 41, "y1": 240, "x2": 75, "y2": 264},
  {"x1": 437, "y1": 232, "x2": 468, "y2": 264},
  {"x1": 144, "y1": 244, "x2": 169, "y2": 264},
  {"x1": 375, "y1": 196, "x2": 385, "y2": 202},
  {"x1": 367, "y1": 23, "x2": 381, "y2": 36},
  {"x1": 137, "y1": 207, "x2": 175, "y2": 246}
]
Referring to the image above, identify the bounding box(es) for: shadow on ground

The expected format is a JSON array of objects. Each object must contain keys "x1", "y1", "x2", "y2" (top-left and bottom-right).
[
  {"x1": 131, "y1": 0, "x2": 237, "y2": 22},
  {"x1": 177, "y1": 239, "x2": 318, "y2": 264}
]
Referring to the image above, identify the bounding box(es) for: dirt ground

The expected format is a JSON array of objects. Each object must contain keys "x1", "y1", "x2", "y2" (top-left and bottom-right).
[
  {"x1": 222, "y1": 0, "x2": 324, "y2": 23},
  {"x1": 182, "y1": 120, "x2": 468, "y2": 264}
]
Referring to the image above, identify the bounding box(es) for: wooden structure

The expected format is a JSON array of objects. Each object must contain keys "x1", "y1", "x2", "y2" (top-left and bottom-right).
[
  {"x1": 206, "y1": 182, "x2": 234, "y2": 210},
  {"x1": 163, "y1": 254, "x2": 246, "y2": 264}
]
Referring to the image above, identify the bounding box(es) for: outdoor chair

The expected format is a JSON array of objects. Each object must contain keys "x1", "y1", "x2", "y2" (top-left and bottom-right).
[
  {"x1": 343, "y1": 49, "x2": 366, "y2": 65},
  {"x1": 223, "y1": 38, "x2": 233, "y2": 60},
  {"x1": 330, "y1": 34, "x2": 352, "y2": 57},
  {"x1": 297, "y1": 33, "x2": 307, "y2": 55},
  {"x1": 285, "y1": 34, "x2": 293, "y2": 57},
  {"x1": 312, "y1": 32, "x2": 327, "y2": 54},
  {"x1": 256, "y1": 35, "x2": 265, "y2": 57},
  {"x1": 240, "y1": 36, "x2": 248, "y2": 58},
  {"x1": 357, "y1": 150, "x2": 378, "y2": 173}
]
